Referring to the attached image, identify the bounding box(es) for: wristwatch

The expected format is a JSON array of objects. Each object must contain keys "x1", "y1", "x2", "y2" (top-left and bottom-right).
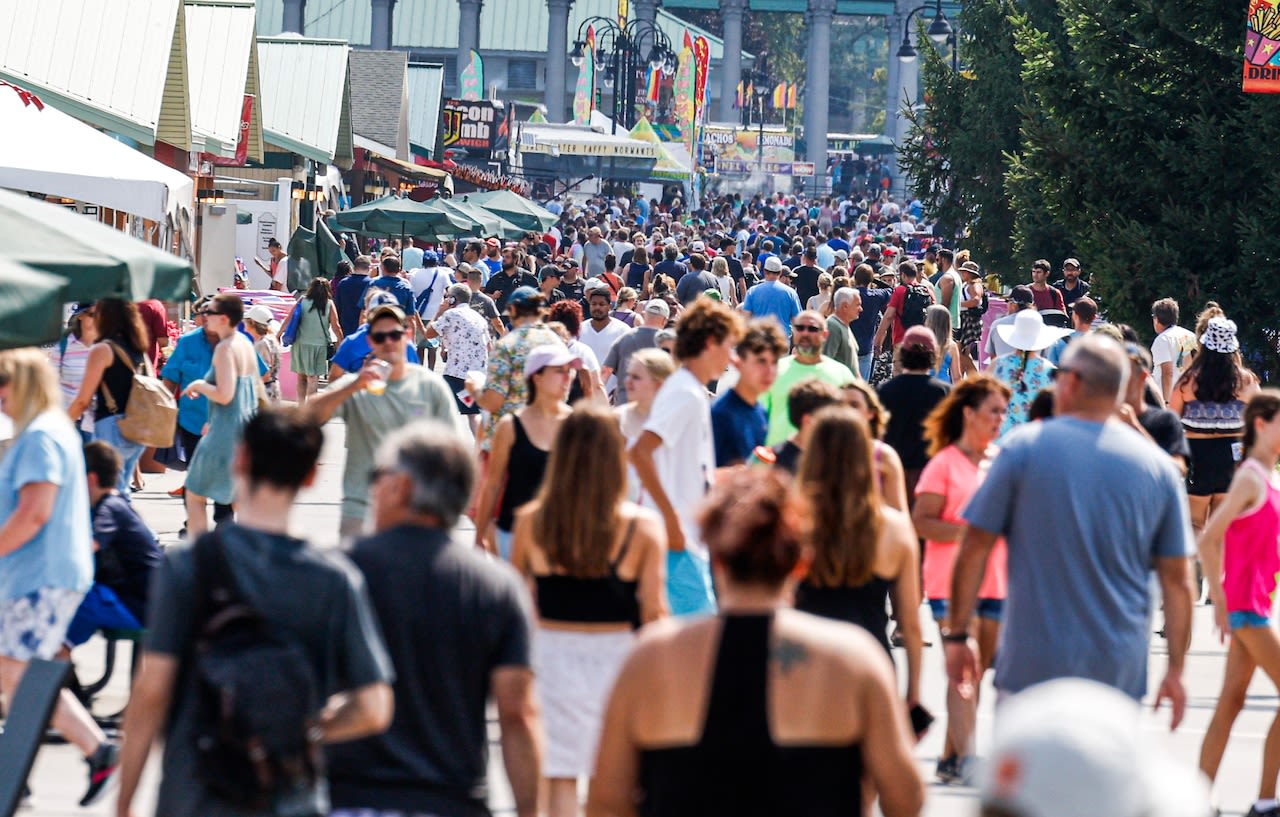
[{"x1": 939, "y1": 628, "x2": 970, "y2": 644}]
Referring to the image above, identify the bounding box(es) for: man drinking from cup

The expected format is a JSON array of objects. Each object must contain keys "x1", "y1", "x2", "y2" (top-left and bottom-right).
[{"x1": 307, "y1": 303, "x2": 470, "y2": 540}]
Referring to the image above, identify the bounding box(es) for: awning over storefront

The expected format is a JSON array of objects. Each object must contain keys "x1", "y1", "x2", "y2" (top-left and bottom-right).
[
  {"x1": 406, "y1": 62, "x2": 445, "y2": 160},
  {"x1": 519, "y1": 123, "x2": 659, "y2": 181},
  {"x1": 0, "y1": 83, "x2": 193, "y2": 225},
  {"x1": 257, "y1": 35, "x2": 354, "y2": 165}
]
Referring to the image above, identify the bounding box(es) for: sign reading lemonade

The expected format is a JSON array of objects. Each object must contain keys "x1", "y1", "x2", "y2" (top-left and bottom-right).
[{"x1": 1245, "y1": 0, "x2": 1280, "y2": 91}]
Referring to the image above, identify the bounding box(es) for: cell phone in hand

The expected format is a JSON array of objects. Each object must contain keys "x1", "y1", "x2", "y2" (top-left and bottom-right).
[{"x1": 909, "y1": 703, "x2": 935, "y2": 738}]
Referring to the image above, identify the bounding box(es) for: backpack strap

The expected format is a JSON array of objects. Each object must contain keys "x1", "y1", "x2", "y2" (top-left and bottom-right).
[{"x1": 193, "y1": 529, "x2": 251, "y2": 633}]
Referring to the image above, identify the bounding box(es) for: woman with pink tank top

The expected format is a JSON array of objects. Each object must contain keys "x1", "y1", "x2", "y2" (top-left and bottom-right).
[{"x1": 1197, "y1": 390, "x2": 1280, "y2": 817}]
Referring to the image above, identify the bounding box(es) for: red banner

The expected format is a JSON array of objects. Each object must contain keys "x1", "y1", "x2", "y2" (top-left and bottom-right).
[{"x1": 204, "y1": 94, "x2": 254, "y2": 166}]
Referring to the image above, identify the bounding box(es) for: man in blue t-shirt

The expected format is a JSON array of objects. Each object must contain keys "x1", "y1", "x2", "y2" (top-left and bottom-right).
[
  {"x1": 335, "y1": 255, "x2": 373, "y2": 335},
  {"x1": 711, "y1": 321, "x2": 788, "y2": 466},
  {"x1": 329, "y1": 293, "x2": 421, "y2": 377},
  {"x1": 946, "y1": 335, "x2": 1193, "y2": 713},
  {"x1": 851, "y1": 264, "x2": 893, "y2": 380},
  {"x1": 741, "y1": 256, "x2": 802, "y2": 339}
]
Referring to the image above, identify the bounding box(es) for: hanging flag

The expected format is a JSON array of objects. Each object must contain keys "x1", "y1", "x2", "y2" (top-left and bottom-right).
[
  {"x1": 573, "y1": 26, "x2": 596, "y2": 124},
  {"x1": 692, "y1": 36, "x2": 710, "y2": 123},
  {"x1": 772, "y1": 82, "x2": 786, "y2": 109},
  {"x1": 646, "y1": 64, "x2": 661, "y2": 103},
  {"x1": 618, "y1": 0, "x2": 629, "y2": 28},
  {"x1": 786, "y1": 82, "x2": 798, "y2": 109},
  {"x1": 674, "y1": 37, "x2": 695, "y2": 155},
  {"x1": 735, "y1": 80, "x2": 745, "y2": 109},
  {"x1": 458, "y1": 50, "x2": 484, "y2": 101}
]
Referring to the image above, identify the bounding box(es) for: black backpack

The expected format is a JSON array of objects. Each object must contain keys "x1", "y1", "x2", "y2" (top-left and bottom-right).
[
  {"x1": 191, "y1": 532, "x2": 324, "y2": 812},
  {"x1": 900, "y1": 283, "x2": 934, "y2": 328}
]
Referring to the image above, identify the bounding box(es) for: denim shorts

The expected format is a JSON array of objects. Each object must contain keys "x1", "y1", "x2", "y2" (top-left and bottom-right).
[
  {"x1": 0, "y1": 587, "x2": 84, "y2": 661},
  {"x1": 928, "y1": 597, "x2": 1005, "y2": 622},
  {"x1": 63, "y1": 583, "x2": 143, "y2": 647},
  {"x1": 1228, "y1": 610, "x2": 1271, "y2": 631}
]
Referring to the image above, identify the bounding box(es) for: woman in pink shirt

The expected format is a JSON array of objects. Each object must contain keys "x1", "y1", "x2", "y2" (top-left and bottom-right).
[
  {"x1": 911, "y1": 374, "x2": 1009, "y2": 785},
  {"x1": 1197, "y1": 390, "x2": 1280, "y2": 817}
]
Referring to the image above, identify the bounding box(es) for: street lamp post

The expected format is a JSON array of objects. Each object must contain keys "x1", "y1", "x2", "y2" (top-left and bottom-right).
[
  {"x1": 569, "y1": 17, "x2": 677, "y2": 136},
  {"x1": 896, "y1": 0, "x2": 954, "y2": 65}
]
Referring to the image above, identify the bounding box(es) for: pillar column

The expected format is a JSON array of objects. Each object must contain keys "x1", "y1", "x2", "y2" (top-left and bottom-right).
[
  {"x1": 458, "y1": 0, "x2": 483, "y2": 91},
  {"x1": 718, "y1": 0, "x2": 748, "y2": 123},
  {"x1": 893, "y1": 3, "x2": 919, "y2": 194},
  {"x1": 632, "y1": 0, "x2": 659, "y2": 27},
  {"x1": 803, "y1": 0, "x2": 836, "y2": 171},
  {"x1": 545, "y1": 0, "x2": 573, "y2": 121},
  {"x1": 371, "y1": 0, "x2": 394, "y2": 50},
  {"x1": 884, "y1": 9, "x2": 901, "y2": 181},
  {"x1": 282, "y1": 0, "x2": 306, "y2": 34}
]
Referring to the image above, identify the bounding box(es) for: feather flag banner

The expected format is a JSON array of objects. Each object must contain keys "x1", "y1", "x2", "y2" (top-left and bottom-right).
[
  {"x1": 458, "y1": 50, "x2": 484, "y2": 101},
  {"x1": 646, "y1": 64, "x2": 661, "y2": 103},
  {"x1": 674, "y1": 37, "x2": 695, "y2": 155},
  {"x1": 786, "y1": 82, "x2": 798, "y2": 109},
  {"x1": 572, "y1": 26, "x2": 596, "y2": 124},
  {"x1": 772, "y1": 82, "x2": 786, "y2": 109}
]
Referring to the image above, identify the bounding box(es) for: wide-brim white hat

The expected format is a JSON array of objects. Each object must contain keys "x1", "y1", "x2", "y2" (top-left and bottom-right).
[{"x1": 996, "y1": 309, "x2": 1073, "y2": 352}]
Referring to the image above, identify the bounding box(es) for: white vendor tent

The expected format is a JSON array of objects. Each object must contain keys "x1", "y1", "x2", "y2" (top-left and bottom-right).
[{"x1": 0, "y1": 82, "x2": 193, "y2": 225}]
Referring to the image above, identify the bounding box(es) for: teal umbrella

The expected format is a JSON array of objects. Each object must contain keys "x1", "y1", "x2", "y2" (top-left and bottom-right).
[
  {"x1": 331, "y1": 194, "x2": 471, "y2": 238},
  {"x1": 0, "y1": 188, "x2": 192, "y2": 303},
  {"x1": 429, "y1": 199, "x2": 523, "y2": 240},
  {"x1": 0, "y1": 260, "x2": 72, "y2": 348},
  {"x1": 464, "y1": 190, "x2": 558, "y2": 233}
]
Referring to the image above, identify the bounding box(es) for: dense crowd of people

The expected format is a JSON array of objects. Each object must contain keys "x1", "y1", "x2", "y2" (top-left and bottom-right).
[{"x1": 5, "y1": 185, "x2": 1276, "y2": 817}]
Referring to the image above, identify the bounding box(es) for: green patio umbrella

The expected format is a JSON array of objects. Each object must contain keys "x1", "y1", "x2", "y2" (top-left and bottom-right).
[
  {"x1": 432, "y1": 199, "x2": 523, "y2": 240},
  {"x1": 0, "y1": 188, "x2": 192, "y2": 303},
  {"x1": 0, "y1": 260, "x2": 72, "y2": 348},
  {"x1": 464, "y1": 190, "x2": 558, "y2": 233},
  {"x1": 331, "y1": 194, "x2": 471, "y2": 239}
]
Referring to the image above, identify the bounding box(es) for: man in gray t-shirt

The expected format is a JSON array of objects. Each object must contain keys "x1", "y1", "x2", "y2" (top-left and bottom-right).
[
  {"x1": 603, "y1": 299, "x2": 668, "y2": 404},
  {"x1": 945, "y1": 336, "x2": 1194, "y2": 723},
  {"x1": 580, "y1": 227, "x2": 612, "y2": 277}
]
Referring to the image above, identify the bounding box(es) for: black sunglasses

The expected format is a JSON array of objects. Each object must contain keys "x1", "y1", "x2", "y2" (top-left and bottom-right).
[
  {"x1": 201, "y1": 308, "x2": 224, "y2": 317},
  {"x1": 792, "y1": 325, "x2": 823, "y2": 333},
  {"x1": 367, "y1": 466, "x2": 395, "y2": 483},
  {"x1": 1051, "y1": 366, "x2": 1075, "y2": 382},
  {"x1": 369, "y1": 329, "x2": 405, "y2": 344}
]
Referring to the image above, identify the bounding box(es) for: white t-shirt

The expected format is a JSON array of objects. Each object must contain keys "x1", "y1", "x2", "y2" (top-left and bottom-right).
[
  {"x1": 433, "y1": 305, "x2": 489, "y2": 379},
  {"x1": 1151, "y1": 325, "x2": 1197, "y2": 395},
  {"x1": 641, "y1": 367, "x2": 714, "y2": 551},
  {"x1": 410, "y1": 267, "x2": 450, "y2": 321},
  {"x1": 401, "y1": 246, "x2": 424, "y2": 271},
  {"x1": 579, "y1": 317, "x2": 630, "y2": 394}
]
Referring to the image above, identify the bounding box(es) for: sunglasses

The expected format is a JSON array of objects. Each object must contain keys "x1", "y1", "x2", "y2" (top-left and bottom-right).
[
  {"x1": 1051, "y1": 366, "x2": 1075, "y2": 382},
  {"x1": 366, "y1": 466, "x2": 396, "y2": 483},
  {"x1": 369, "y1": 329, "x2": 405, "y2": 344},
  {"x1": 201, "y1": 308, "x2": 224, "y2": 317},
  {"x1": 792, "y1": 325, "x2": 823, "y2": 333}
]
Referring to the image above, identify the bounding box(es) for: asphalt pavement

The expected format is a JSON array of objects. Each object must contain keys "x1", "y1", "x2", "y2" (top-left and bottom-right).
[{"x1": 17, "y1": 419, "x2": 1273, "y2": 817}]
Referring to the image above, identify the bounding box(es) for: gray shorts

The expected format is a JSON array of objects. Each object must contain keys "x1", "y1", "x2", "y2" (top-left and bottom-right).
[{"x1": 0, "y1": 587, "x2": 84, "y2": 661}]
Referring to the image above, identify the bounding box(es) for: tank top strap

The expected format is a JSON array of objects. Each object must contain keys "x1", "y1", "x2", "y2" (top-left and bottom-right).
[
  {"x1": 610, "y1": 513, "x2": 640, "y2": 571},
  {"x1": 511, "y1": 412, "x2": 530, "y2": 446},
  {"x1": 700, "y1": 614, "x2": 772, "y2": 748}
]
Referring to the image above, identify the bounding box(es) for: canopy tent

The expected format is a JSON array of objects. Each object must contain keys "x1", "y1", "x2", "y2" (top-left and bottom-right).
[
  {"x1": 0, "y1": 188, "x2": 193, "y2": 304},
  {"x1": 0, "y1": 261, "x2": 71, "y2": 349},
  {"x1": 330, "y1": 194, "x2": 471, "y2": 238},
  {"x1": 856, "y1": 134, "x2": 895, "y2": 155},
  {"x1": 629, "y1": 118, "x2": 692, "y2": 182},
  {"x1": 464, "y1": 190, "x2": 558, "y2": 233},
  {"x1": 0, "y1": 83, "x2": 193, "y2": 225}
]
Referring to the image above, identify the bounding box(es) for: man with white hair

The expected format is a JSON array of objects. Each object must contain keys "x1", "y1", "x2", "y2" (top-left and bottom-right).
[
  {"x1": 945, "y1": 335, "x2": 1194, "y2": 726},
  {"x1": 824, "y1": 288, "x2": 862, "y2": 377}
]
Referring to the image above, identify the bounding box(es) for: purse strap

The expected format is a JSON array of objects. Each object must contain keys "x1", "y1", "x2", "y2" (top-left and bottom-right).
[{"x1": 98, "y1": 341, "x2": 151, "y2": 416}]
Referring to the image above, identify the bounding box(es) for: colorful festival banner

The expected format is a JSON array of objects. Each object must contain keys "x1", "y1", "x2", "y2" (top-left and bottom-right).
[
  {"x1": 458, "y1": 50, "x2": 484, "y2": 101},
  {"x1": 573, "y1": 26, "x2": 596, "y2": 124},
  {"x1": 692, "y1": 36, "x2": 710, "y2": 123},
  {"x1": 786, "y1": 82, "x2": 798, "y2": 109},
  {"x1": 674, "y1": 35, "x2": 695, "y2": 143},
  {"x1": 617, "y1": 0, "x2": 629, "y2": 29},
  {"x1": 1246, "y1": 0, "x2": 1280, "y2": 91},
  {"x1": 645, "y1": 65, "x2": 661, "y2": 102}
]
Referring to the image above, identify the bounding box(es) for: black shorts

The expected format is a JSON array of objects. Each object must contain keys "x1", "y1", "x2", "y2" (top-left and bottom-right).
[
  {"x1": 1186, "y1": 436, "x2": 1241, "y2": 496},
  {"x1": 443, "y1": 374, "x2": 479, "y2": 415}
]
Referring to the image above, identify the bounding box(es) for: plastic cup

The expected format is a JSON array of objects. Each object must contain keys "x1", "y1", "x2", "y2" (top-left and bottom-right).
[{"x1": 366, "y1": 359, "x2": 391, "y2": 394}]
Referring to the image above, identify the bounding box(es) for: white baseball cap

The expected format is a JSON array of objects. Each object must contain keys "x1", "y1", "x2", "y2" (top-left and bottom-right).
[
  {"x1": 764, "y1": 256, "x2": 784, "y2": 273},
  {"x1": 523, "y1": 345, "x2": 583, "y2": 378},
  {"x1": 980, "y1": 678, "x2": 1211, "y2": 817}
]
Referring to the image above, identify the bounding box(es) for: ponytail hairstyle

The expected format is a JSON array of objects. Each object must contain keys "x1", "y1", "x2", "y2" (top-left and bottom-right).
[{"x1": 1243, "y1": 389, "x2": 1280, "y2": 459}]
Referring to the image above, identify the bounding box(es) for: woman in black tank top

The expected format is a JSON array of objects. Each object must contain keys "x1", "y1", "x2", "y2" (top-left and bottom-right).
[
  {"x1": 587, "y1": 469, "x2": 924, "y2": 817},
  {"x1": 792, "y1": 406, "x2": 924, "y2": 709},
  {"x1": 66, "y1": 297, "x2": 150, "y2": 497},
  {"x1": 474, "y1": 344, "x2": 574, "y2": 560},
  {"x1": 512, "y1": 404, "x2": 666, "y2": 817}
]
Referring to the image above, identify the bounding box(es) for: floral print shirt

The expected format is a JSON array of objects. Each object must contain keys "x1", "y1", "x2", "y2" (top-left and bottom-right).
[
  {"x1": 992, "y1": 352, "x2": 1056, "y2": 437},
  {"x1": 480, "y1": 323, "x2": 564, "y2": 451}
]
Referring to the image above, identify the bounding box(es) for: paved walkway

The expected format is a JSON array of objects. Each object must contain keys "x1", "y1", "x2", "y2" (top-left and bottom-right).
[{"x1": 17, "y1": 420, "x2": 1273, "y2": 817}]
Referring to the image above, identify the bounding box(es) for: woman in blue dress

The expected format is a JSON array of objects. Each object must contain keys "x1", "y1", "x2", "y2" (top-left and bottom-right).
[{"x1": 182, "y1": 294, "x2": 260, "y2": 536}]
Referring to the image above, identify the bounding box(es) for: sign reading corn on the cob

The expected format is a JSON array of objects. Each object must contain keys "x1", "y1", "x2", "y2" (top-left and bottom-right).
[{"x1": 1245, "y1": 0, "x2": 1280, "y2": 91}]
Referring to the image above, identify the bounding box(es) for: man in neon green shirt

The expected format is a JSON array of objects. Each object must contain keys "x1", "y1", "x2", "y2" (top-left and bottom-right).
[{"x1": 761, "y1": 309, "x2": 856, "y2": 446}]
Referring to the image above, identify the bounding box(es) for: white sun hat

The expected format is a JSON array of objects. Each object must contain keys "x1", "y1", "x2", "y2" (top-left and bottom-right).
[{"x1": 996, "y1": 309, "x2": 1073, "y2": 353}]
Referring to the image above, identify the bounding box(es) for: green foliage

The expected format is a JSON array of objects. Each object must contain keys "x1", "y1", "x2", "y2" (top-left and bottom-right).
[{"x1": 906, "y1": 0, "x2": 1280, "y2": 373}]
